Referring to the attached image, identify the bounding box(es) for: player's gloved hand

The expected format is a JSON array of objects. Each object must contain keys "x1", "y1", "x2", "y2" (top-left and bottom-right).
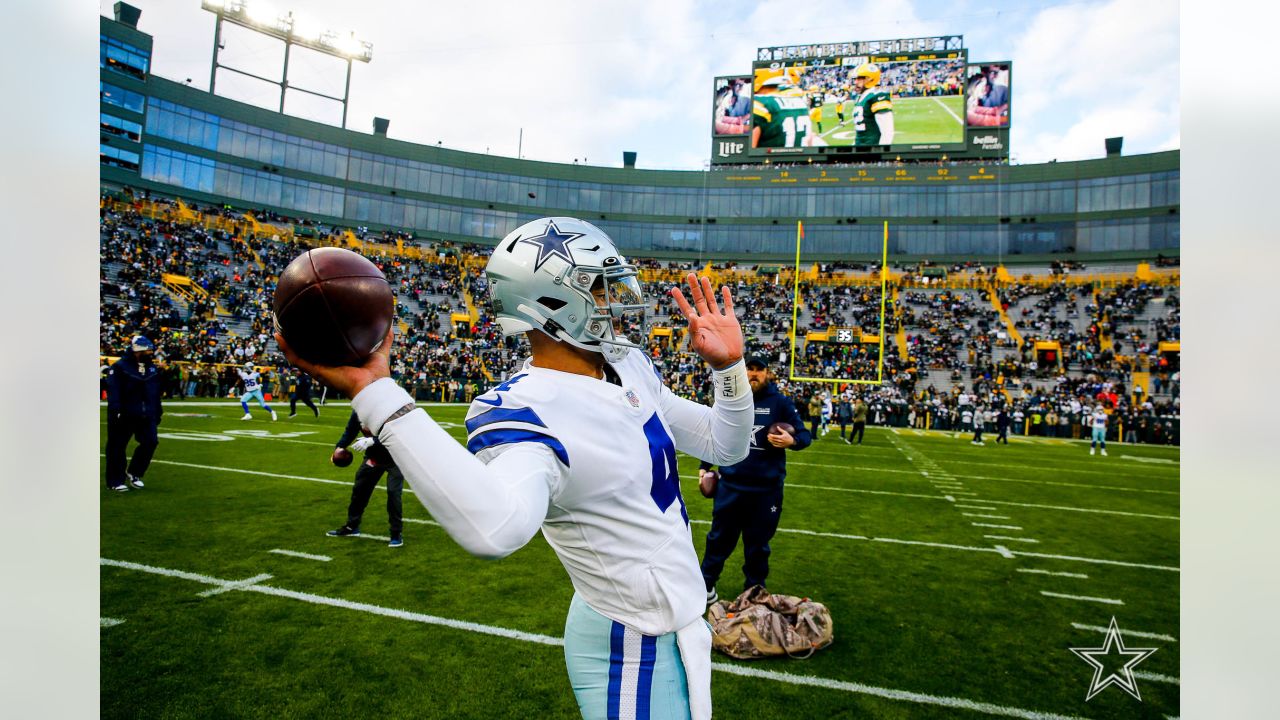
[
  {"x1": 349, "y1": 437, "x2": 375, "y2": 453},
  {"x1": 670, "y1": 273, "x2": 744, "y2": 370}
]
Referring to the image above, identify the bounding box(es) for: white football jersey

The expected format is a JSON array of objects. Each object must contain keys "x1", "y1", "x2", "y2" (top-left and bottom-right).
[
  {"x1": 238, "y1": 369, "x2": 261, "y2": 391},
  {"x1": 463, "y1": 351, "x2": 710, "y2": 636}
]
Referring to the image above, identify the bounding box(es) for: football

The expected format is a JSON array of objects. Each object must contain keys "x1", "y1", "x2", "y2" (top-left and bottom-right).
[
  {"x1": 768, "y1": 422, "x2": 795, "y2": 437},
  {"x1": 331, "y1": 447, "x2": 353, "y2": 467},
  {"x1": 272, "y1": 247, "x2": 394, "y2": 366},
  {"x1": 699, "y1": 470, "x2": 719, "y2": 498}
]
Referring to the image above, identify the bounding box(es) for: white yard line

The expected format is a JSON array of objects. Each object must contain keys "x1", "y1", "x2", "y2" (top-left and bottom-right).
[
  {"x1": 100, "y1": 617, "x2": 125, "y2": 628},
  {"x1": 269, "y1": 549, "x2": 331, "y2": 562},
  {"x1": 962, "y1": 513, "x2": 1010, "y2": 519},
  {"x1": 1070, "y1": 623, "x2": 1175, "y2": 642},
  {"x1": 1133, "y1": 671, "x2": 1179, "y2": 685},
  {"x1": 101, "y1": 557, "x2": 1090, "y2": 720},
  {"x1": 972, "y1": 523, "x2": 1023, "y2": 530},
  {"x1": 131, "y1": 461, "x2": 1180, "y2": 572},
  {"x1": 197, "y1": 573, "x2": 273, "y2": 597},
  {"x1": 1040, "y1": 590, "x2": 1123, "y2": 605},
  {"x1": 1019, "y1": 569, "x2": 1088, "y2": 579},
  {"x1": 932, "y1": 96, "x2": 963, "y2": 125},
  {"x1": 985, "y1": 535, "x2": 1039, "y2": 544}
]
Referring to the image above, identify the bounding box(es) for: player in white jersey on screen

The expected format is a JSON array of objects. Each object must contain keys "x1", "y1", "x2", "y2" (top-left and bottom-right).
[
  {"x1": 278, "y1": 217, "x2": 752, "y2": 720},
  {"x1": 237, "y1": 363, "x2": 277, "y2": 421}
]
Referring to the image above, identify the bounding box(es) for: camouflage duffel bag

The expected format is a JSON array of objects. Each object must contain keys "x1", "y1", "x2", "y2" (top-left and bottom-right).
[{"x1": 706, "y1": 585, "x2": 833, "y2": 659}]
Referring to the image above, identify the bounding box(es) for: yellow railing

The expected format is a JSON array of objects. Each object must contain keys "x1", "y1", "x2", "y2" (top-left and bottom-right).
[{"x1": 989, "y1": 288, "x2": 1024, "y2": 348}]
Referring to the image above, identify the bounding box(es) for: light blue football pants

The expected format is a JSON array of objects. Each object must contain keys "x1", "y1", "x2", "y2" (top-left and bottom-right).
[{"x1": 563, "y1": 594, "x2": 691, "y2": 720}]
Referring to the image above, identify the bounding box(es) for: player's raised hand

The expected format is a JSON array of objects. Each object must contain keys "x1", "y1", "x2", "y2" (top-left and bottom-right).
[
  {"x1": 671, "y1": 273, "x2": 744, "y2": 370},
  {"x1": 276, "y1": 326, "x2": 392, "y2": 399}
]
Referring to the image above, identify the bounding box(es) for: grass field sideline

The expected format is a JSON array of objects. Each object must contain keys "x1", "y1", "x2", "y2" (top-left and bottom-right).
[{"x1": 101, "y1": 402, "x2": 1178, "y2": 719}]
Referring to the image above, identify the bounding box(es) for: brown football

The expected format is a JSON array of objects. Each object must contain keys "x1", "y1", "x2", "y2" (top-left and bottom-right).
[
  {"x1": 699, "y1": 470, "x2": 719, "y2": 498},
  {"x1": 273, "y1": 247, "x2": 394, "y2": 366},
  {"x1": 768, "y1": 422, "x2": 796, "y2": 436},
  {"x1": 331, "y1": 447, "x2": 353, "y2": 467}
]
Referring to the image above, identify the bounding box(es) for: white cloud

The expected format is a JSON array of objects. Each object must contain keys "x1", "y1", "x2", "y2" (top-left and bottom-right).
[{"x1": 1010, "y1": 0, "x2": 1178, "y2": 162}]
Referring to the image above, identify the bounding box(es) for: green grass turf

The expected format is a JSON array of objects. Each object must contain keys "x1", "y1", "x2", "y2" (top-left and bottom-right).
[
  {"x1": 101, "y1": 402, "x2": 1179, "y2": 719},
  {"x1": 816, "y1": 96, "x2": 964, "y2": 147}
]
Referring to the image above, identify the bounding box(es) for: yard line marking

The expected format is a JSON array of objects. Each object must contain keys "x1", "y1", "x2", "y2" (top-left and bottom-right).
[
  {"x1": 931, "y1": 96, "x2": 963, "y2": 125},
  {"x1": 972, "y1": 523, "x2": 1023, "y2": 530},
  {"x1": 1019, "y1": 569, "x2": 1088, "y2": 579},
  {"x1": 985, "y1": 535, "x2": 1039, "y2": 544},
  {"x1": 712, "y1": 663, "x2": 1087, "y2": 720},
  {"x1": 1040, "y1": 591, "x2": 1123, "y2": 605},
  {"x1": 1015, "y1": 551, "x2": 1177, "y2": 572},
  {"x1": 1070, "y1": 623, "x2": 1175, "y2": 642},
  {"x1": 787, "y1": 483, "x2": 952, "y2": 501},
  {"x1": 690, "y1": 519, "x2": 869, "y2": 541},
  {"x1": 951, "y1": 491, "x2": 980, "y2": 496},
  {"x1": 978, "y1": 499, "x2": 1177, "y2": 521},
  {"x1": 993, "y1": 545, "x2": 1016, "y2": 559},
  {"x1": 1119, "y1": 455, "x2": 1178, "y2": 465},
  {"x1": 962, "y1": 513, "x2": 1010, "y2": 519},
  {"x1": 791, "y1": 461, "x2": 927, "y2": 477},
  {"x1": 127, "y1": 462, "x2": 1180, "y2": 572},
  {"x1": 269, "y1": 549, "x2": 331, "y2": 562},
  {"x1": 101, "y1": 557, "x2": 564, "y2": 646},
  {"x1": 197, "y1": 573, "x2": 273, "y2": 597},
  {"x1": 103, "y1": 557, "x2": 1091, "y2": 720},
  {"x1": 943, "y1": 495, "x2": 956, "y2": 502},
  {"x1": 100, "y1": 617, "x2": 125, "y2": 628},
  {"x1": 1133, "y1": 671, "x2": 1179, "y2": 685},
  {"x1": 890, "y1": 427, "x2": 900, "y2": 434}
]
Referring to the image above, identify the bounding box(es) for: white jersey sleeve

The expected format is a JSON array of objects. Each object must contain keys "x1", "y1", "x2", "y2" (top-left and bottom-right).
[
  {"x1": 643, "y1": 356, "x2": 753, "y2": 466},
  {"x1": 352, "y1": 377, "x2": 556, "y2": 559}
]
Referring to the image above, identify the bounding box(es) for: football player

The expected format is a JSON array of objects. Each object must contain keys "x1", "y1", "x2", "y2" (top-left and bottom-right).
[
  {"x1": 278, "y1": 217, "x2": 753, "y2": 720},
  {"x1": 851, "y1": 63, "x2": 895, "y2": 147},
  {"x1": 807, "y1": 86, "x2": 825, "y2": 134},
  {"x1": 751, "y1": 67, "x2": 811, "y2": 149},
  {"x1": 237, "y1": 362, "x2": 277, "y2": 421}
]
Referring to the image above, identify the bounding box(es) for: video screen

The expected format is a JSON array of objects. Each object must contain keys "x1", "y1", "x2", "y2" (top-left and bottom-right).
[
  {"x1": 965, "y1": 62, "x2": 1011, "y2": 127},
  {"x1": 749, "y1": 55, "x2": 967, "y2": 153},
  {"x1": 712, "y1": 76, "x2": 752, "y2": 136}
]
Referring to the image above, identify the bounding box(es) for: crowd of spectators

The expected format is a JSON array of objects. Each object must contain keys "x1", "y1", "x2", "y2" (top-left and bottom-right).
[{"x1": 99, "y1": 189, "x2": 1180, "y2": 444}]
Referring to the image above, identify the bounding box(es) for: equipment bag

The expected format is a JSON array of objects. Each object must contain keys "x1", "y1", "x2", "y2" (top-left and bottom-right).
[{"x1": 706, "y1": 585, "x2": 833, "y2": 659}]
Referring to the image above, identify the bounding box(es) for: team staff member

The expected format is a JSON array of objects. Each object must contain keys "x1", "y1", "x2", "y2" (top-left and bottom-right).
[
  {"x1": 698, "y1": 355, "x2": 811, "y2": 602},
  {"x1": 288, "y1": 367, "x2": 319, "y2": 418},
  {"x1": 327, "y1": 411, "x2": 405, "y2": 547},
  {"x1": 850, "y1": 396, "x2": 868, "y2": 444},
  {"x1": 104, "y1": 335, "x2": 163, "y2": 492}
]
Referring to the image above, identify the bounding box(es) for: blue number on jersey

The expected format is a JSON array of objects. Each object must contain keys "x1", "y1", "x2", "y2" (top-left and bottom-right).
[
  {"x1": 474, "y1": 373, "x2": 527, "y2": 407},
  {"x1": 643, "y1": 413, "x2": 687, "y2": 525}
]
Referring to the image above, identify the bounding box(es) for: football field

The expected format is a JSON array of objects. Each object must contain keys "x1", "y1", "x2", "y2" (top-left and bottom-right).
[
  {"x1": 816, "y1": 95, "x2": 965, "y2": 147},
  {"x1": 100, "y1": 402, "x2": 1179, "y2": 719}
]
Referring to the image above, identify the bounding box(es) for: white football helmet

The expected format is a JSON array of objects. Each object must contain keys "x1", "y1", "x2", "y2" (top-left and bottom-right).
[{"x1": 486, "y1": 217, "x2": 646, "y2": 363}]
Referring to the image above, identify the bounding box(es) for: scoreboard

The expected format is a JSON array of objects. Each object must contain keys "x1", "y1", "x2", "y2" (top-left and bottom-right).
[{"x1": 711, "y1": 36, "x2": 1012, "y2": 166}]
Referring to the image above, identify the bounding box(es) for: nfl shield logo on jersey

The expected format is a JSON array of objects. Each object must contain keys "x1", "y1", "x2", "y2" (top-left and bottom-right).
[{"x1": 625, "y1": 389, "x2": 641, "y2": 408}]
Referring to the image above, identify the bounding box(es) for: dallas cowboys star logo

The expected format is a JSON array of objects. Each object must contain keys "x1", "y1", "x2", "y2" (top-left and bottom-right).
[
  {"x1": 1069, "y1": 617, "x2": 1158, "y2": 701},
  {"x1": 519, "y1": 220, "x2": 584, "y2": 271},
  {"x1": 749, "y1": 424, "x2": 764, "y2": 447}
]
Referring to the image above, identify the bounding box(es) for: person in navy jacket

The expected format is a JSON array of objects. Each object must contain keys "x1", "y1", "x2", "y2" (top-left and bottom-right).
[
  {"x1": 104, "y1": 335, "x2": 163, "y2": 492},
  {"x1": 698, "y1": 355, "x2": 811, "y2": 602}
]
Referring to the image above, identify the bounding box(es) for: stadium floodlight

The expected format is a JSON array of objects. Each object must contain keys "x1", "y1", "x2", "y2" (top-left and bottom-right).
[{"x1": 201, "y1": 0, "x2": 373, "y2": 127}]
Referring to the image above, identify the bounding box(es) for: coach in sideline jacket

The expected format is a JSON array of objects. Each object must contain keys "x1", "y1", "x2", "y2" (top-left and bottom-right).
[
  {"x1": 698, "y1": 355, "x2": 811, "y2": 598},
  {"x1": 104, "y1": 335, "x2": 163, "y2": 491}
]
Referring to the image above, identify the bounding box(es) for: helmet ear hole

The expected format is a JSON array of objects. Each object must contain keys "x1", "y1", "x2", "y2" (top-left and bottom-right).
[{"x1": 537, "y1": 296, "x2": 567, "y2": 311}]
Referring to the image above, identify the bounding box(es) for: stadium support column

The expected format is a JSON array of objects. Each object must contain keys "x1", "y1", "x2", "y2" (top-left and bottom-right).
[
  {"x1": 209, "y1": 13, "x2": 222, "y2": 94},
  {"x1": 341, "y1": 58, "x2": 353, "y2": 129}
]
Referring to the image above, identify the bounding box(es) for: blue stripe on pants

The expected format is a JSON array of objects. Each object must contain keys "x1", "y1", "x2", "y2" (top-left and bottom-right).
[
  {"x1": 636, "y1": 634, "x2": 657, "y2": 720},
  {"x1": 607, "y1": 621, "x2": 625, "y2": 720}
]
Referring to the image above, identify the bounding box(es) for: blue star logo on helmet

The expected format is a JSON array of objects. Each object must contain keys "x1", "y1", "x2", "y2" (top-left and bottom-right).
[{"x1": 518, "y1": 220, "x2": 584, "y2": 271}]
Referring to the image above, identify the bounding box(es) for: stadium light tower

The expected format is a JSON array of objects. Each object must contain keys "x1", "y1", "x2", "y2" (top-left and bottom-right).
[{"x1": 200, "y1": 0, "x2": 372, "y2": 128}]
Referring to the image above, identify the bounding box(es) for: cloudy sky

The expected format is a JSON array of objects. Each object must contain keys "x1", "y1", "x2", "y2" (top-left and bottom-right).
[{"x1": 101, "y1": 0, "x2": 1178, "y2": 169}]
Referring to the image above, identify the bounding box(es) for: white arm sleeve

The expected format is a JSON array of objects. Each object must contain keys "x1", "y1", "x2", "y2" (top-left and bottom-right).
[
  {"x1": 352, "y1": 378, "x2": 557, "y2": 559},
  {"x1": 657, "y1": 360, "x2": 753, "y2": 465},
  {"x1": 878, "y1": 111, "x2": 895, "y2": 145}
]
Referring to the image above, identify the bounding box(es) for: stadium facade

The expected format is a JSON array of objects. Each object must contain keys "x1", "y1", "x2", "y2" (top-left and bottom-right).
[{"x1": 101, "y1": 14, "x2": 1178, "y2": 261}]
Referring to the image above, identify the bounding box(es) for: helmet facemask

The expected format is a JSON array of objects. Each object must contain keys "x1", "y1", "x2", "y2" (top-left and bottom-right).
[{"x1": 574, "y1": 262, "x2": 647, "y2": 363}]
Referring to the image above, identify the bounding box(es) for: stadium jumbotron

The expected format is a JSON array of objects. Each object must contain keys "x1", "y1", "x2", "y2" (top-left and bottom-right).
[{"x1": 96, "y1": 3, "x2": 1180, "y2": 719}]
